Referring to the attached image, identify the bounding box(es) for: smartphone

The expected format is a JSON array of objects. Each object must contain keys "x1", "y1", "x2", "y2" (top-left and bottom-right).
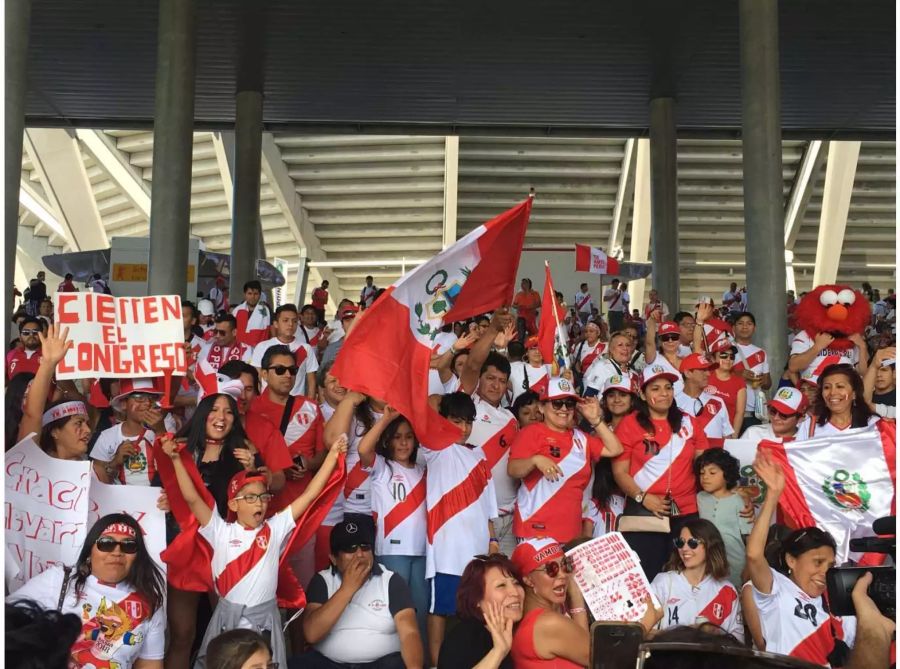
[
  {"x1": 826, "y1": 566, "x2": 895, "y2": 618},
  {"x1": 590, "y1": 621, "x2": 644, "y2": 669}
]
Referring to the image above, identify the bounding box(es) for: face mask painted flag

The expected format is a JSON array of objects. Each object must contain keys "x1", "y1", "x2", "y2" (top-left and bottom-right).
[
  {"x1": 575, "y1": 244, "x2": 620, "y2": 276},
  {"x1": 331, "y1": 197, "x2": 533, "y2": 448}
]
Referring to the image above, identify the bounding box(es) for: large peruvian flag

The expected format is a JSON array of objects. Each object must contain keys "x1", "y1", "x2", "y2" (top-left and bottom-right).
[
  {"x1": 575, "y1": 244, "x2": 620, "y2": 276},
  {"x1": 537, "y1": 262, "x2": 569, "y2": 372},
  {"x1": 759, "y1": 421, "x2": 896, "y2": 563},
  {"x1": 332, "y1": 198, "x2": 533, "y2": 448}
]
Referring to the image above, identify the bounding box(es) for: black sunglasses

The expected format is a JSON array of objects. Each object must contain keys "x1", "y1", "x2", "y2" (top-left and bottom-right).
[
  {"x1": 265, "y1": 365, "x2": 299, "y2": 376},
  {"x1": 96, "y1": 537, "x2": 139, "y2": 554},
  {"x1": 214, "y1": 329, "x2": 230, "y2": 336},
  {"x1": 339, "y1": 543, "x2": 373, "y2": 554},
  {"x1": 767, "y1": 407, "x2": 797, "y2": 419},
  {"x1": 673, "y1": 537, "x2": 703, "y2": 550},
  {"x1": 20, "y1": 329, "x2": 40, "y2": 336},
  {"x1": 550, "y1": 398, "x2": 577, "y2": 411},
  {"x1": 534, "y1": 559, "x2": 574, "y2": 578},
  {"x1": 660, "y1": 334, "x2": 680, "y2": 342},
  {"x1": 717, "y1": 353, "x2": 735, "y2": 360}
]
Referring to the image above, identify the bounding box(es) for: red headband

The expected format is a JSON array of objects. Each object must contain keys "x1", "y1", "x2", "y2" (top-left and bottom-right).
[{"x1": 100, "y1": 523, "x2": 136, "y2": 538}]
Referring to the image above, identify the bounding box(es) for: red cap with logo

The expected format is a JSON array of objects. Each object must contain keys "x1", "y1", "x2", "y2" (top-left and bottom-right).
[
  {"x1": 679, "y1": 353, "x2": 718, "y2": 372},
  {"x1": 227, "y1": 471, "x2": 268, "y2": 501},
  {"x1": 768, "y1": 387, "x2": 808, "y2": 416},
  {"x1": 511, "y1": 537, "x2": 564, "y2": 576},
  {"x1": 658, "y1": 321, "x2": 680, "y2": 337}
]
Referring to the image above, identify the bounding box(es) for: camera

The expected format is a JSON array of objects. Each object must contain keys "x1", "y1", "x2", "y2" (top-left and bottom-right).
[{"x1": 826, "y1": 516, "x2": 895, "y2": 618}]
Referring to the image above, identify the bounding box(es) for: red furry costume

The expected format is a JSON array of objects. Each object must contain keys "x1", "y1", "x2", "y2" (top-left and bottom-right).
[{"x1": 793, "y1": 285, "x2": 871, "y2": 351}]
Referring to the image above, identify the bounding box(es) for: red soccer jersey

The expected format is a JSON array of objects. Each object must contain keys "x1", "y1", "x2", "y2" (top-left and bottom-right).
[
  {"x1": 510, "y1": 423, "x2": 604, "y2": 543},
  {"x1": 244, "y1": 412, "x2": 294, "y2": 472},
  {"x1": 614, "y1": 413, "x2": 708, "y2": 515},
  {"x1": 6, "y1": 348, "x2": 41, "y2": 380},
  {"x1": 705, "y1": 373, "x2": 746, "y2": 425}
]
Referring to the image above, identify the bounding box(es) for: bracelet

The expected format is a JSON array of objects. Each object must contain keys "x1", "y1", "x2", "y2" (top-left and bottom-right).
[
  {"x1": 489, "y1": 537, "x2": 499, "y2": 543},
  {"x1": 449, "y1": 346, "x2": 458, "y2": 355},
  {"x1": 495, "y1": 347, "x2": 508, "y2": 354},
  {"x1": 569, "y1": 607, "x2": 587, "y2": 616},
  {"x1": 590, "y1": 420, "x2": 602, "y2": 429}
]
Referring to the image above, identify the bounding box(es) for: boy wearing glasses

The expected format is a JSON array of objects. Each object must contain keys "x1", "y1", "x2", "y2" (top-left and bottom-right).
[
  {"x1": 161, "y1": 432, "x2": 347, "y2": 669},
  {"x1": 7, "y1": 316, "x2": 42, "y2": 380}
]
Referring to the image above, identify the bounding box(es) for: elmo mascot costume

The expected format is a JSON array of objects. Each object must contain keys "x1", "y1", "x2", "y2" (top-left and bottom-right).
[{"x1": 790, "y1": 284, "x2": 870, "y2": 377}]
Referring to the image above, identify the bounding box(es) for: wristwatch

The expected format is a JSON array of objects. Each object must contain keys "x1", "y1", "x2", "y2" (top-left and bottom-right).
[{"x1": 633, "y1": 490, "x2": 645, "y2": 504}]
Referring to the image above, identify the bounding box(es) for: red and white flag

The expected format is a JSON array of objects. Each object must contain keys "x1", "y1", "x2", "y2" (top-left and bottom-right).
[
  {"x1": 575, "y1": 244, "x2": 620, "y2": 276},
  {"x1": 332, "y1": 198, "x2": 533, "y2": 448},
  {"x1": 537, "y1": 262, "x2": 569, "y2": 372},
  {"x1": 760, "y1": 421, "x2": 896, "y2": 563}
]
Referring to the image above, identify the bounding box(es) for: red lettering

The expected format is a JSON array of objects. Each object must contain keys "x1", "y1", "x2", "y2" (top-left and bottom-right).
[
  {"x1": 144, "y1": 298, "x2": 159, "y2": 324},
  {"x1": 101, "y1": 325, "x2": 116, "y2": 344},
  {"x1": 57, "y1": 294, "x2": 79, "y2": 324},
  {"x1": 130, "y1": 298, "x2": 141, "y2": 324},
  {"x1": 112, "y1": 344, "x2": 131, "y2": 375},
  {"x1": 91, "y1": 343, "x2": 110, "y2": 373},
  {"x1": 96, "y1": 294, "x2": 115, "y2": 324},
  {"x1": 161, "y1": 296, "x2": 181, "y2": 321},
  {"x1": 116, "y1": 326, "x2": 128, "y2": 342},
  {"x1": 77, "y1": 343, "x2": 93, "y2": 372},
  {"x1": 58, "y1": 354, "x2": 74, "y2": 375},
  {"x1": 132, "y1": 345, "x2": 147, "y2": 374}
]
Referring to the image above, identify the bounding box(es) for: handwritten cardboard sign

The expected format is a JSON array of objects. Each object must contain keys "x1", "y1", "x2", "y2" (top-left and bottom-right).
[
  {"x1": 54, "y1": 292, "x2": 187, "y2": 379},
  {"x1": 5, "y1": 435, "x2": 166, "y2": 592}
]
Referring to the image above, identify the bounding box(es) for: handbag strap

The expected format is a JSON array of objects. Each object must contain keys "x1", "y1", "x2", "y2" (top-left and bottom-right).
[
  {"x1": 57, "y1": 566, "x2": 73, "y2": 611},
  {"x1": 279, "y1": 394, "x2": 297, "y2": 436}
]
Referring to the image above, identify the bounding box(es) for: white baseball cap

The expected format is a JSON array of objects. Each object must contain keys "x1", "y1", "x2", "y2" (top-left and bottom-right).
[
  {"x1": 198, "y1": 299, "x2": 215, "y2": 317},
  {"x1": 540, "y1": 377, "x2": 579, "y2": 401},
  {"x1": 768, "y1": 387, "x2": 808, "y2": 416},
  {"x1": 641, "y1": 364, "x2": 679, "y2": 387},
  {"x1": 602, "y1": 374, "x2": 634, "y2": 396}
]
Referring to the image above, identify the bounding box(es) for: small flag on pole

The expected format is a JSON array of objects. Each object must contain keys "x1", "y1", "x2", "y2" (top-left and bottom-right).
[
  {"x1": 537, "y1": 261, "x2": 569, "y2": 374},
  {"x1": 575, "y1": 244, "x2": 620, "y2": 276}
]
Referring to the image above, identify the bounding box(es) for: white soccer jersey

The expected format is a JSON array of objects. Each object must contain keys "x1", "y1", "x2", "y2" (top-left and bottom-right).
[
  {"x1": 733, "y1": 343, "x2": 770, "y2": 412},
  {"x1": 583, "y1": 357, "x2": 634, "y2": 395},
  {"x1": 753, "y1": 568, "x2": 856, "y2": 666},
  {"x1": 199, "y1": 507, "x2": 296, "y2": 606},
  {"x1": 198, "y1": 340, "x2": 254, "y2": 369},
  {"x1": 342, "y1": 409, "x2": 383, "y2": 515},
  {"x1": 507, "y1": 361, "x2": 551, "y2": 404},
  {"x1": 89, "y1": 424, "x2": 157, "y2": 486},
  {"x1": 10, "y1": 566, "x2": 166, "y2": 667},
  {"x1": 651, "y1": 571, "x2": 743, "y2": 641},
  {"x1": 367, "y1": 455, "x2": 427, "y2": 557},
  {"x1": 675, "y1": 391, "x2": 733, "y2": 445},
  {"x1": 575, "y1": 340, "x2": 606, "y2": 370},
  {"x1": 319, "y1": 401, "x2": 345, "y2": 526},
  {"x1": 471, "y1": 394, "x2": 519, "y2": 514},
  {"x1": 574, "y1": 290, "x2": 594, "y2": 314},
  {"x1": 650, "y1": 354, "x2": 685, "y2": 395},
  {"x1": 790, "y1": 330, "x2": 859, "y2": 378},
  {"x1": 583, "y1": 494, "x2": 626, "y2": 538},
  {"x1": 807, "y1": 415, "x2": 880, "y2": 439},
  {"x1": 250, "y1": 337, "x2": 319, "y2": 396},
  {"x1": 419, "y1": 442, "x2": 498, "y2": 578}
]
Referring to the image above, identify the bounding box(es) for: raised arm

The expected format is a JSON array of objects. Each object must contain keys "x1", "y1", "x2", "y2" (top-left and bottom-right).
[
  {"x1": 461, "y1": 309, "x2": 513, "y2": 395},
  {"x1": 357, "y1": 406, "x2": 399, "y2": 468},
  {"x1": 323, "y1": 391, "x2": 365, "y2": 446},
  {"x1": 161, "y1": 436, "x2": 213, "y2": 527},
  {"x1": 290, "y1": 434, "x2": 348, "y2": 521},
  {"x1": 788, "y1": 332, "x2": 834, "y2": 373},
  {"x1": 644, "y1": 312, "x2": 659, "y2": 364},
  {"x1": 577, "y1": 397, "x2": 623, "y2": 458},
  {"x1": 746, "y1": 450, "x2": 785, "y2": 595},
  {"x1": 18, "y1": 323, "x2": 70, "y2": 441},
  {"x1": 863, "y1": 347, "x2": 895, "y2": 410}
]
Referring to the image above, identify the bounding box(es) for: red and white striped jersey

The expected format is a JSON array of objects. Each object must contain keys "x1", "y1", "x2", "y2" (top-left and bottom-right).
[
  {"x1": 575, "y1": 340, "x2": 606, "y2": 371},
  {"x1": 419, "y1": 442, "x2": 498, "y2": 578},
  {"x1": 791, "y1": 330, "x2": 859, "y2": 378},
  {"x1": 651, "y1": 571, "x2": 743, "y2": 641},
  {"x1": 367, "y1": 455, "x2": 427, "y2": 557},
  {"x1": 733, "y1": 343, "x2": 769, "y2": 412},
  {"x1": 233, "y1": 302, "x2": 271, "y2": 348},
  {"x1": 507, "y1": 362, "x2": 551, "y2": 405},
  {"x1": 583, "y1": 494, "x2": 626, "y2": 538},
  {"x1": 753, "y1": 568, "x2": 856, "y2": 667},
  {"x1": 198, "y1": 340, "x2": 253, "y2": 371},
  {"x1": 342, "y1": 409, "x2": 383, "y2": 515},
  {"x1": 319, "y1": 401, "x2": 344, "y2": 526},
  {"x1": 511, "y1": 424, "x2": 604, "y2": 543},
  {"x1": 675, "y1": 391, "x2": 733, "y2": 447},
  {"x1": 471, "y1": 394, "x2": 519, "y2": 514},
  {"x1": 198, "y1": 507, "x2": 296, "y2": 606},
  {"x1": 250, "y1": 337, "x2": 319, "y2": 396}
]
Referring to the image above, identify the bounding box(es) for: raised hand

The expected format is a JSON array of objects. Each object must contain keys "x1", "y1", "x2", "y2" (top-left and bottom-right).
[
  {"x1": 577, "y1": 396, "x2": 602, "y2": 425},
  {"x1": 330, "y1": 433, "x2": 349, "y2": 455},
  {"x1": 813, "y1": 331, "x2": 835, "y2": 351},
  {"x1": 752, "y1": 450, "x2": 785, "y2": 496},
  {"x1": 381, "y1": 405, "x2": 401, "y2": 423},
  {"x1": 483, "y1": 601, "x2": 513, "y2": 656},
  {"x1": 38, "y1": 323, "x2": 71, "y2": 365},
  {"x1": 455, "y1": 330, "x2": 479, "y2": 350},
  {"x1": 696, "y1": 303, "x2": 715, "y2": 324}
]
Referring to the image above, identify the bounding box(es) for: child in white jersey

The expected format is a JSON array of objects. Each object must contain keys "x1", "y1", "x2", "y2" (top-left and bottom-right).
[
  {"x1": 161, "y1": 432, "x2": 348, "y2": 669},
  {"x1": 357, "y1": 406, "x2": 429, "y2": 643}
]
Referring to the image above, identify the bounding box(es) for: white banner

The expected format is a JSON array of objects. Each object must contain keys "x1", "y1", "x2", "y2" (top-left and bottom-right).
[
  {"x1": 5, "y1": 435, "x2": 167, "y2": 592},
  {"x1": 54, "y1": 292, "x2": 187, "y2": 379}
]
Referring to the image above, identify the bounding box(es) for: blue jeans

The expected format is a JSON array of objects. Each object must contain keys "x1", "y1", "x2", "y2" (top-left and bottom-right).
[{"x1": 378, "y1": 554, "x2": 428, "y2": 641}]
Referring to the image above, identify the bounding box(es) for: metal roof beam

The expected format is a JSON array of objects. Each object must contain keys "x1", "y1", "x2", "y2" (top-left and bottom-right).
[
  {"x1": 627, "y1": 138, "x2": 651, "y2": 310},
  {"x1": 24, "y1": 128, "x2": 108, "y2": 251},
  {"x1": 75, "y1": 129, "x2": 151, "y2": 218},
  {"x1": 783, "y1": 140, "x2": 826, "y2": 249},
  {"x1": 260, "y1": 132, "x2": 344, "y2": 307},
  {"x1": 813, "y1": 141, "x2": 862, "y2": 286},
  {"x1": 442, "y1": 135, "x2": 459, "y2": 249},
  {"x1": 608, "y1": 137, "x2": 638, "y2": 253}
]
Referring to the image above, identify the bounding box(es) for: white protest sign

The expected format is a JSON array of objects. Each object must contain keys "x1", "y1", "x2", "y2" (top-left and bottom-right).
[
  {"x1": 5, "y1": 435, "x2": 91, "y2": 592},
  {"x1": 88, "y1": 479, "x2": 167, "y2": 573},
  {"x1": 54, "y1": 292, "x2": 187, "y2": 379},
  {"x1": 566, "y1": 533, "x2": 660, "y2": 623}
]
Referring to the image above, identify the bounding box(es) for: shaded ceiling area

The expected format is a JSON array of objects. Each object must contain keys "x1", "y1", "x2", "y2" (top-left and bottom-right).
[{"x1": 25, "y1": 0, "x2": 895, "y2": 137}]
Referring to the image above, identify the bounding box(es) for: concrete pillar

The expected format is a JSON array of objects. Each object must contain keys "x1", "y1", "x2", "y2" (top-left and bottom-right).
[
  {"x1": 628, "y1": 139, "x2": 652, "y2": 311},
  {"x1": 148, "y1": 0, "x2": 197, "y2": 297},
  {"x1": 229, "y1": 2, "x2": 266, "y2": 299},
  {"x1": 649, "y1": 97, "x2": 680, "y2": 311},
  {"x1": 6, "y1": 0, "x2": 31, "y2": 324},
  {"x1": 739, "y1": 0, "x2": 787, "y2": 374}
]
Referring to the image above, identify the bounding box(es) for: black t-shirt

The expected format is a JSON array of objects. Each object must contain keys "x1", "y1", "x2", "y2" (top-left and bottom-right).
[
  {"x1": 873, "y1": 389, "x2": 895, "y2": 408},
  {"x1": 306, "y1": 567, "x2": 414, "y2": 617},
  {"x1": 438, "y1": 617, "x2": 514, "y2": 669}
]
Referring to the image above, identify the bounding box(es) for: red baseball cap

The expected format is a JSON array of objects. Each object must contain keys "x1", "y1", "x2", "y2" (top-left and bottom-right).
[
  {"x1": 658, "y1": 321, "x2": 680, "y2": 337},
  {"x1": 227, "y1": 471, "x2": 268, "y2": 501},
  {"x1": 768, "y1": 387, "x2": 808, "y2": 416},
  {"x1": 339, "y1": 305, "x2": 359, "y2": 320},
  {"x1": 679, "y1": 353, "x2": 718, "y2": 372},
  {"x1": 525, "y1": 336, "x2": 540, "y2": 350},
  {"x1": 511, "y1": 538, "x2": 564, "y2": 576}
]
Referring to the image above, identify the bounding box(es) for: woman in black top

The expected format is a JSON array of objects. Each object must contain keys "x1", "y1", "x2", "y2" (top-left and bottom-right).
[{"x1": 438, "y1": 554, "x2": 525, "y2": 669}]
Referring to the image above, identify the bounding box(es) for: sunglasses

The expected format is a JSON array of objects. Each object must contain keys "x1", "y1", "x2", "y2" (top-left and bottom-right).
[
  {"x1": 233, "y1": 492, "x2": 275, "y2": 504},
  {"x1": 214, "y1": 329, "x2": 231, "y2": 336},
  {"x1": 534, "y1": 559, "x2": 574, "y2": 578},
  {"x1": 660, "y1": 334, "x2": 680, "y2": 342},
  {"x1": 95, "y1": 537, "x2": 139, "y2": 554},
  {"x1": 550, "y1": 399, "x2": 577, "y2": 411},
  {"x1": 717, "y1": 353, "x2": 735, "y2": 360},
  {"x1": 265, "y1": 365, "x2": 299, "y2": 376},
  {"x1": 767, "y1": 407, "x2": 797, "y2": 419},
  {"x1": 20, "y1": 329, "x2": 40, "y2": 336},
  {"x1": 127, "y1": 393, "x2": 155, "y2": 403},
  {"x1": 339, "y1": 543, "x2": 373, "y2": 554},
  {"x1": 673, "y1": 537, "x2": 703, "y2": 550}
]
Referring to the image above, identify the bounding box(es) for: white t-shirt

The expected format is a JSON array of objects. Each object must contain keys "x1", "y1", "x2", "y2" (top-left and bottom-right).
[
  {"x1": 583, "y1": 357, "x2": 633, "y2": 394},
  {"x1": 199, "y1": 507, "x2": 296, "y2": 608},
  {"x1": 89, "y1": 423, "x2": 159, "y2": 486},
  {"x1": 366, "y1": 455, "x2": 427, "y2": 557},
  {"x1": 471, "y1": 394, "x2": 519, "y2": 515},
  {"x1": 604, "y1": 287, "x2": 626, "y2": 313},
  {"x1": 507, "y1": 361, "x2": 551, "y2": 405},
  {"x1": 9, "y1": 566, "x2": 166, "y2": 667},
  {"x1": 733, "y1": 343, "x2": 770, "y2": 412},
  {"x1": 651, "y1": 571, "x2": 743, "y2": 641},
  {"x1": 752, "y1": 568, "x2": 856, "y2": 666},
  {"x1": 320, "y1": 402, "x2": 345, "y2": 526},
  {"x1": 250, "y1": 336, "x2": 319, "y2": 396},
  {"x1": 419, "y1": 442, "x2": 498, "y2": 578},
  {"x1": 574, "y1": 291, "x2": 594, "y2": 313},
  {"x1": 675, "y1": 391, "x2": 733, "y2": 443},
  {"x1": 790, "y1": 330, "x2": 860, "y2": 378}
]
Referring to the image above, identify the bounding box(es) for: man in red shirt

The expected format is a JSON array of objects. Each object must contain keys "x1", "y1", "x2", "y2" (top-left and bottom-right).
[
  {"x1": 311, "y1": 280, "x2": 329, "y2": 326},
  {"x1": 513, "y1": 278, "x2": 541, "y2": 341},
  {"x1": 7, "y1": 317, "x2": 42, "y2": 380}
]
